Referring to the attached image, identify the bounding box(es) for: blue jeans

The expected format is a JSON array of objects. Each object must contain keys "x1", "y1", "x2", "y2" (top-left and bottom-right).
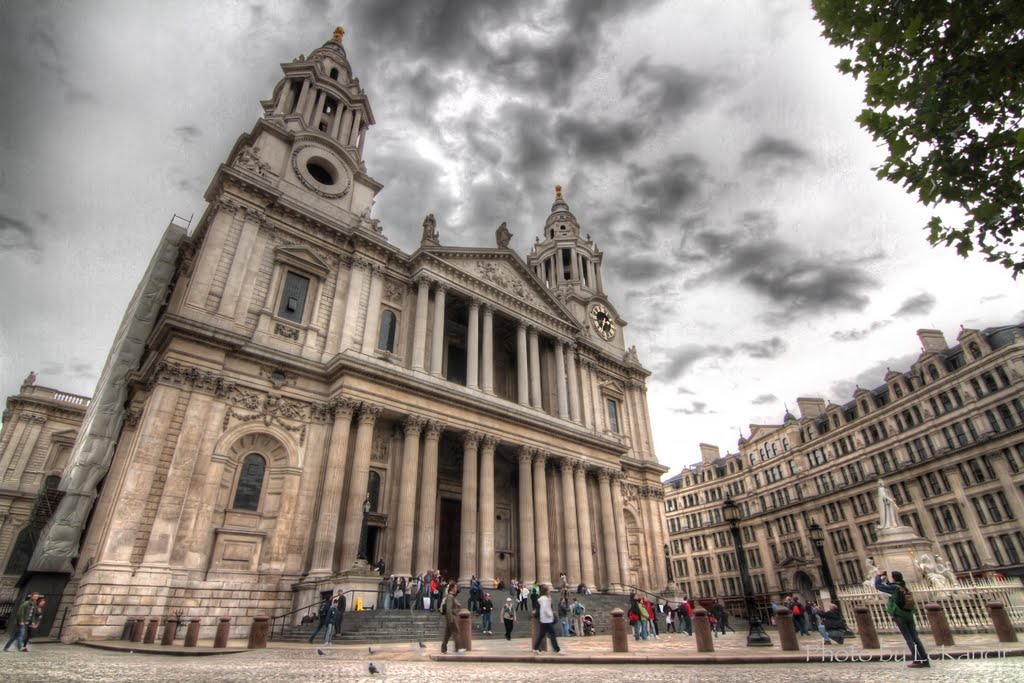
[
  {"x1": 561, "y1": 616, "x2": 571, "y2": 636},
  {"x1": 4, "y1": 624, "x2": 26, "y2": 651},
  {"x1": 894, "y1": 616, "x2": 928, "y2": 664},
  {"x1": 323, "y1": 623, "x2": 336, "y2": 645},
  {"x1": 482, "y1": 613, "x2": 492, "y2": 632}
]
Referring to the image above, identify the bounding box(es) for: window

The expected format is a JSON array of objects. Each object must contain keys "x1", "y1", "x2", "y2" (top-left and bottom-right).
[
  {"x1": 3, "y1": 527, "x2": 38, "y2": 575},
  {"x1": 928, "y1": 364, "x2": 940, "y2": 381},
  {"x1": 232, "y1": 453, "x2": 267, "y2": 511},
  {"x1": 277, "y1": 272, "x2": 311, "y2": 323},
  {"x1": 377, "y1": 309, "x2": 397, "y2": 352},
  {"x1": 606, "y1": 398, "x2": 620, "y2": 433},
  {"x1": 969, "y1": 342, "x2": 982, "y2": 359},
  {"x1": 894, "y1": 383, "x2": 904, "y2": 398}
]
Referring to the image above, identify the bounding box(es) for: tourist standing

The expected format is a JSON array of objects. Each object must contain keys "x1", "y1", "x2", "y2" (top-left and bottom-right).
[
  {"x1": 3, "y1": 593, "x2": 37, "y2": 652},
  {"x1": 440, "y1": 582, "x2": 464, "y2": 654},
  {"x1": 875, "y1": 569, "x2": 929, "y2": 667},
  {"x1": 501, "y1": 597, "x2": 516, "y2": 640},
  {"x1": 322, "y1": 597, "x2": 341, "y2": 647},
  {"x1": 308, "y1": 594, "x2": 332, "y2": 643},
  {"x1": 480, "y1": 592, "x2": 494, "y2": 634},
  {"x1": 530, "y1": 584, "x2": 562, "y2": 654},
  {"x1": 571, "y1": 597, "x2": 585, "y2": 637}
]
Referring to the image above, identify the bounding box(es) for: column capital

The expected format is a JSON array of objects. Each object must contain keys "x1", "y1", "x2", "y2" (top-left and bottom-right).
[
  {"x1": 517, "y1": 446, "x2": 535, "y2": 464},
  {"x1": 481, "y1": 302, "x2": 494, "y2": 316},
  {"x1": 463, "y1": 430, "x2": 481, "y2": 448},
  {"x1": 468, "y1": 298, "x2": 482, "y2": 310},
  {"x1": 424, "y1": 420, "x2": 445, "y2": 439},
  {"x1": 402, "y1": 415, "x2": 426, "y2": 436},
  {"x1": 413, "y1": 274, "x2": 431, "y2": 287},
  {"x1": 533, "y1": 450, "x2": 548, "y2": 465},
  {"x1": 329, "y1": 396, "x2": 357, "y2": 418},
  {"x1": 432, "y1": 281, "x2": 448, "y2": 294},
  {"x1": 368, "y1": 262, "x2": 386, "y2": 277},
  {"x1": 597, "y1": 467, "x2": 616, "y2": 482},
  {"x1": 357, "y1": 403, "x2": 382, "y2": 423},
  {"x1": 351, "y1": 255, "x2": 370, "y2": 271},
  {"x1": 576, "y1": 460, "x2": 593, "y2": 476},
  {"x1": 560, "y1": 456, "x2": 580, "y2": 472},
  {"x1": 526, "y1": 324, "x2": 539, "y2": 338},
  {"x1": 516, "y1": 319, "x2": 527, "y2": 331},
  {"x1": 481, "y1": 434, "x2": 498, "y2": 452}
]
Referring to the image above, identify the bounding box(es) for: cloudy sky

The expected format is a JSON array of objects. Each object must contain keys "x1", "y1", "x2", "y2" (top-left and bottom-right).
[{"x1": 1, "y1": 1, "x2": 1021, "y2": 476}]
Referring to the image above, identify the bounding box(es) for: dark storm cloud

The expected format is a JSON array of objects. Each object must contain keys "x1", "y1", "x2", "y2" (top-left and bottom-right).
[
  {"x1": 752, "y1": 393, "x2": 778, "y2": 405},
  {"x1": 628, "y1": 153, "x2": 708, "y2": 225},
  {"x1": 659, "y1": 336, "x2": 787, "y2": 381},
  {"x1": 624, "y1": 58, "x2": 708, "y2": 118},
  {"x1": 496, "y1": 103, "x2": 558, "y2": 179},
  {"x1": 742, "y1": 135, "x2": 811, "y2": 165},
  {"x1": 829, "y1": 352, "x2": 921, "y2": 400},
  {"x1": 615, "y1": 254, "x2": 679, "y2": 284},
  {"x1": 674, "y1": 401, "x2": 711, "y2": 415},
  {"x1": 174, "y1": 125, "x2": 203, "y2": 143},
  {"x1": 554, "y1": 114, "x2": 643, "y2": 163},
  {"x1": 0, "y1": 213, "x2": 41, "y2": 252},
  {"x1": 737, "y1": 337, "x2": 786, "y2": 359},
  {"x1": 831, "y1": 319, "x2": 891, "y2": 342},
  {"x1": 893, "y1": 292, "x2": 936, "y2": 318}
]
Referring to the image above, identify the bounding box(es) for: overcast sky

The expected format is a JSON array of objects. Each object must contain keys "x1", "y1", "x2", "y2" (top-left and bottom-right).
[{"x1": 1, "y1": 1, "x2": 1021, "y2": 477}]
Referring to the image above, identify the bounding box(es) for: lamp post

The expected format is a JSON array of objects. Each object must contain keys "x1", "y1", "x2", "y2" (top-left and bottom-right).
[
  {"x1": 357, "y1": 494, "x2": 372, "y2": 561},
  {"x1": 664, "y1": 543, "x2": 673, "y2": 585},
  {"x1": 723, "y1": 497, "x2": 772, "y2": 646},
  {"x1": 807, "y1": 519, "x2": 839, "y2": 610}
]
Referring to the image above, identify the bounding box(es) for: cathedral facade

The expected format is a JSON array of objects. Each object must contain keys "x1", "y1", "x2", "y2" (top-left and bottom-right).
[{"x1": 15, "y1": 30, "x2": 668, "y2": 641}]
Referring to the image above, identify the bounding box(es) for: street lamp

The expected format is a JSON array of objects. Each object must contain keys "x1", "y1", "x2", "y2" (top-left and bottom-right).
[
  {"x1": 723, "y1": 497, "x2": 772, "y2": 646},
  {"x1": 664, "y1": 543, "x2": 673, "y2": 585},
  {"x1": 807, "y1": 519, "x2": 839, "y2": 610},
  {"x1": 357, "y1": 494, "x2": 372, "y2": 561}
]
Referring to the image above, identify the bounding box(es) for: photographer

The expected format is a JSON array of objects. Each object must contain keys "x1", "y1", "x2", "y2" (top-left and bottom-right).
[{"x1": 874, "y1": 569, "x2": 929, "y2": 668}]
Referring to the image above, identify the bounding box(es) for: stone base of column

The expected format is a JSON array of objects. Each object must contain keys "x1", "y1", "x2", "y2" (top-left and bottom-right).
[{"x1": 336, "y1": 567, "x2": 385, "y2": 611}]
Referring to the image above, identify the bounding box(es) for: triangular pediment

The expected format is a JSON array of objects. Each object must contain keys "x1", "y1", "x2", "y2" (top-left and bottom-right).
[
  {"x1": 747, "y1": 424, "x2": 781, "y2": 442},
  {"x1": 419, "y1": 248, "x2": 582, "y2": 330},
  {"x1": 778, "y1": 555, "x2": 808, "y2": 568},
  {"x1": 276, "y1": 244, "x2": 331, "y2": 275}
]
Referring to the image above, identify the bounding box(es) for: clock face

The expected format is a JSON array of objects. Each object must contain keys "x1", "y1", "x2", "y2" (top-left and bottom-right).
[{"x1": 590, "y1": 304, "x2": 616, "y2": 340}]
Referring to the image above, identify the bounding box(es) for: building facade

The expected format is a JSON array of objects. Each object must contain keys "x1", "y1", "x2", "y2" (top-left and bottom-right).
[
  {"x1": 664, "y1": 324, "x2": 1024, "y2": 608},
  {"x1": 11, "y1": 30, "x2": 668, "y2": 641}
]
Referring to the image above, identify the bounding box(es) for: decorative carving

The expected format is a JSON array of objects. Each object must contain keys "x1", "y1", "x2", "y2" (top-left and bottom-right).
[
  {"x1": 517, "y1": 447, "x2": 535, "y2": 465},
  {"x1": 123, "y1": 407, "x2": 142, "y2": 429},
  {"x1": 481, "y1": 434, "x2": 498, "y2": 452},
  {"x1": 234, "y1": 145, "x2": 272, "y2": 177},
  {"x1": 560, "y1": 456, "x2": 578, "y2": 471},
  {"x1": 358, "y1": 208, "x2": 383, "y2": 234},
  {"x1": 403, "y1": 415, "x2": 426, "y2": 435},
  {"x1": 259, "y1": 366, "x2": 296, "y2": 388},
  {"x1": 328, "y1": 396, "x2": 357, "y2": 419},
  {"x1": 19, "y1": 414, "x2": 46, "y2": 424},
  {"x1": 358, "y1": 403, "x2": 382, "y2": 423},
  {"x1": 495, "y1": 222, "x2": 512, "y2": 248},
  {"x1": 475, "y1": 262, "x2": 534, "y2": 303},
  {"x1": 463, "y1": 431, "x2": 481, "y2": 448},
  {"x1": 383, "y1": 281, "x2": 404, "y2": 304},
  {"x1": 274, "y1": 323, "x2": 300, "y2": 340},
  {"x1": 424, "y1": 420, "x2": 445, "y2": 439},
  {"x1": 221, "y1": 391, "x2": 309, "y2": 444},
  {"x1": 371, "y1": 436, "x2": 390, "y2": 462},
  {"x1": 291, "y1": 145, "x2": 352, "y2": 199},
  {"x1": 625, "y1": 346, "x2": 640, "y2": 363}
]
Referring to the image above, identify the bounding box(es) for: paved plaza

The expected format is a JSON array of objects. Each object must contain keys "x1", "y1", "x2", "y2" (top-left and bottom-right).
[{"x1": 3, "y1": 630, "x2": 1021, "y2": 682}]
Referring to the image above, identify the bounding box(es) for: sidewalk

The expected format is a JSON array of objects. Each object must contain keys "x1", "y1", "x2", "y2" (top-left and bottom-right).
[{"x1": 76, "y1": 629, "x2": 1024, "y2": 664}]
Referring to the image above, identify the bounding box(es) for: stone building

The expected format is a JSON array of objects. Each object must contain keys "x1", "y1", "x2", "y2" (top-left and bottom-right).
[
  {"x1": 16, "y1": 29, "x2": 668, "y2": 641},
  {"x1": 663, "y1": 324, "x2": 1024, "y2": 609}
]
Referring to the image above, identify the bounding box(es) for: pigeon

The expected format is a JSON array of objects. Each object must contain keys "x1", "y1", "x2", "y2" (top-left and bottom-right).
[
  {"x1": 368, "y1": 662, "x2": 380, "y2": 675},
  {"x1": 368, "y1": 646, "x2": 374, "y2": 654},
  {"x1": 418, "y1": 641, "x2": 426, "y2": 648},
  {"x1": 317, "y1": 648, "x2": 326, "y2": 656}
]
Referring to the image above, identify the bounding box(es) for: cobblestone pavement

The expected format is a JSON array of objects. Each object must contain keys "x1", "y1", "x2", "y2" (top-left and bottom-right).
[{"x1": 2, "y1": 642, "x2": 1023, "y2": 682}]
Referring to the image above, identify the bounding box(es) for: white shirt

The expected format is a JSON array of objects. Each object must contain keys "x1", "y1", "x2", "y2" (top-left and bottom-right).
[{"x1": 538, "y1": 595, "x2": 555, "y2": 623}]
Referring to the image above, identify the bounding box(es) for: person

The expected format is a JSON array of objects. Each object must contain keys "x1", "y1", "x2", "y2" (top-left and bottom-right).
[
  {"x1": 502, "y1": 596, "x2": 517, "y2": 640},
  {"x1": 645, "y1": 598, "x2": 659, "y2": 639},
  {"x1": 559, "y1": 572, "x2": 568, "y2": 593},
  {"x1": 441, "y1": 582, "x2": 464, "y2": 654},
  {"x1": 530, "y1": 584, "x2": 562, "y2": 654},
  {"x1": 558, "y1": 594, "x2": 571, "y2": 636},
  {"x1": 680, "y1": 598, "x2": 693, "y2": 636},
  {"x1": 23, "y1": 595, "x2": 45, "y2": 651},
  {"x1": 4, "y1": 593, "x2": 37, "y2": 652},
  {"x1": 637, "y1": 596, "x2": 651, "y2": 640},
  {"x1": 430, "y1": 573, "x2": 441, "y2": 611},
  {"x1": 571, "y1": 597, "x2": 585, "y2": 637},
  {"x1": 518, "y1": 581, "x2": 530, "y2": 612},
  {"x1": 628, "y1": 594, "x2": 643, "y2": 640},
  {"x1": 666, "y1": 603, "x2": 675, "y2": 633},
  {"x1": 375, "y1": 558, "x2": 386, "y2": 576},
  {"x1": 875, "y1": 569, "x2": 929, "y2": 667},
  {"x1": 323, "y1": 597, "x2": 341, "y2": 647},
  {"x1": 710, "y1": 600, "x2": 727, "y2": 636},
  {"x1": 817, "y1": 603, "x2": 848, "y2": 645},
  {"x1": 792, "y1": 596, "x2": 809, "y2": 636},
  {"x1": 469, "y1": 575, "x2": 482, "y2": 614},
  {"x1": 480, "y1": 592, "x2": 494, "y2": 634},
  {"x1": 308, "y1": 594, "x2": 332, "y2": 643}
]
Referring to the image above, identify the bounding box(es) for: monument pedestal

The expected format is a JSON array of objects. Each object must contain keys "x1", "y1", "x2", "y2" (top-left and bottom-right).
[
  {"x1": 338, "y1": 561, "x2": 384, "y2": 611},
  {"x1": 867, "y1": 526, "x2": 936, "y2": 584}
]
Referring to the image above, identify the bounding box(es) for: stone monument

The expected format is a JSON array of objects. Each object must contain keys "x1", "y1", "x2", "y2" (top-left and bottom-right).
[{"x1": 862, "y1": 479, "x2": 936, "y2": 584}]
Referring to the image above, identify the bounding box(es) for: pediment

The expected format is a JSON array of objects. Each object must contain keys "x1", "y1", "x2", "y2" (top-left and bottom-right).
[
  {"x1": 778, "y1": 555, "x2": 809, "y2": 568},
  {"x1": 276, "y1": 244, "x2": 331, "y2": 275},
  {"x1": 422, "y1": 249, "x2": 582, "y2": 330},
  {"x1": 747, "y1": 424, "x2": 780, "y2": 442}
]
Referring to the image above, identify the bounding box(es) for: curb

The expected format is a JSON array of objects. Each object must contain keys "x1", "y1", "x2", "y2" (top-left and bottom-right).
[
  {"x1": 430, "y1": 648, "x2": 1024, "y2": 664},
  {"x1": 76, "y1": 641, "x2": 250, "y2": 657}
]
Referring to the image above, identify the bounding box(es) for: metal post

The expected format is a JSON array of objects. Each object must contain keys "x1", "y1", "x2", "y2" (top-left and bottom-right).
[{"x1": 724, "y1": 497, "x2": 772, "y2": 646}]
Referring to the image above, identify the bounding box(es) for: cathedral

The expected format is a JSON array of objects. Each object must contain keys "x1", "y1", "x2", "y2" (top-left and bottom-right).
[{"x1": 4, "y1": 29, "x2": 669, "y2": 641}]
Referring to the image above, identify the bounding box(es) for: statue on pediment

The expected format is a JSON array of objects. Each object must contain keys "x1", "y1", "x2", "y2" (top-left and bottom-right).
[
  {"x1": 495, "y1": 221, "x2": 512, "y2": 248},
  {"x1": 421, "y1": 213, "x2": 439, "y2": 245}
]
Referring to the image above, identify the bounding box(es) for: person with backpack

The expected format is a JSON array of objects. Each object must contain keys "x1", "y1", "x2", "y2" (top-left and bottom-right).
[
  {"x1": 571, "y1": 597, "x2": 585, "y2": 637},
  {"x1": 307, "y1": 594, "x2": 332, "y2": 643},
  {"x1": 875, "y1": 569, "x2": 929, "y2": 668}
]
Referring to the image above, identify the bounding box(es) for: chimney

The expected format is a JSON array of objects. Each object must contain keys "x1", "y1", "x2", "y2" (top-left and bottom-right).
[
  {"x1": 917, "y1": 328, "x2": 948, "y2": 354},
  {"x1": 796, "y1": 397, "x2": 826, "y2": 419},
  {"x1": 699, "y1": 443, "x2": 721, "y2": 464}
]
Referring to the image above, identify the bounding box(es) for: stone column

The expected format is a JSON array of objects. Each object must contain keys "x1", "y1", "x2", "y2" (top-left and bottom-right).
[
  {"x1": 611, "y1": 475, "x2": 631, "y2": 587},
  {"x1": 459, "y1": 432, "x2": 481, "y2": 584},
  {"x1": 360, "y1": 264, "x2": 385, "y2": 354},
  {"x1": 481, "y1": 305, "x2": 494, "y2": 394},
  {"x1": 430, "y1": 284, "x2": 447, "y2": 377},
  {"x1": 415, "y1": 421, "x2": 443, "y2": 573},
  {"x1": 478, "y1": 436, "x2": 497, "y2": 586},
  {"x1": 573, "y1": 462, "x2": 595, "y2": 590},
  {"x1": 517, "y1": 448, "x2": 536, "y2": 581},
  {"x1": 554, "y1": 340, "x2": 569, "y2": 419},
  {"x1": 516, "y1": 322, "x2": 529, "y2": 406},
  {"x1": 323, "y1": 257, "x2": 352, "y2": 360},
  {"x1": 644, "y1": 492, "x2": 667, "y2": 589},
  {"x1": 411, "y1": 277, "x2": 430, "y2": 371},
  {"x1": 338, "y1": 258, "x2": 367, "y2": 353},
  {"x1": 528, "y1": 327, "x2": 542, "y2": 409},
  {"x1": 309, "y1": 89, "x2": 327, "y2": 128},
  {"x1": 566, "y1": 345, "x2": 580, "y2": 423},
  {"x1": 533, "y1": 452, "x2": 550, "y2": 585},
  {"x1": 578, "y1": 359, "x2": 593, "y2": 429},
  {"x1": 598, "y1": 469, "x2": 621, "y2": 588},
  {"x1": 216, "y1": 209, "x2": 263, "y2": 319},
  {"x1": 339, "y1": 404, "x2": 381, "y2": 567},
  {"x1": 392, "y1": 416, "x2": 425, "y2": 577},
  {"x1": 559, "y1": 458, "x2": 581, "y2": 586},
  {"x1": 348, "y1": 110, "x2": 363, "y2": 146},
  {"x1": 466, "y1": 300, "x2": 480, "y2": 390},
  {"x1": 309, "y1": 399, "x2": 355, "y2": 574},
  {"x1": 294, "y1": 79, "x2": 311, "y2": 118},
  {"x1": 338, "y1": 107, "x2": 354, "y2": 143}
]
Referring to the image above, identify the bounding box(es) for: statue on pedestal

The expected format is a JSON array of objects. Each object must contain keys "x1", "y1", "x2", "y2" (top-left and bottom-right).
[{"x1": 877, "y1": 479, "x2": 900, "y2": 529}]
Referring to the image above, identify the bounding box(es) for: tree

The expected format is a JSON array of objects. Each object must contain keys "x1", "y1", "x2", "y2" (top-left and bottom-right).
[{"x1": 812, "y1": 1, "x2": 1024, "y2": 277}]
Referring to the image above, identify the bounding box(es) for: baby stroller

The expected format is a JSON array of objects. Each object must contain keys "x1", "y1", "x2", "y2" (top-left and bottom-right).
[{"x1": 581, "y1": 614, "x2": 596, "y2": 636}]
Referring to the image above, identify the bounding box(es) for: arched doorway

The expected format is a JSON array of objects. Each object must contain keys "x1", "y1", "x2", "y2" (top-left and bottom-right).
[{"x1": 793, "y1": 570, "x2": 814, "y2": 600}]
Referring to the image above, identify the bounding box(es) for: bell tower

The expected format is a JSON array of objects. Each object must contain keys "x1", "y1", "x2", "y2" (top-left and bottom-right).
[{"x1": 528, "y1": 185, "x2": 605, "y2": 296}]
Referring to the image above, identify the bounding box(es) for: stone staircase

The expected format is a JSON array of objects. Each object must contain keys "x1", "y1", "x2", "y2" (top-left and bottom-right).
[{"x1": 272, "y1": 592, "x2": 638, "y2": 644}]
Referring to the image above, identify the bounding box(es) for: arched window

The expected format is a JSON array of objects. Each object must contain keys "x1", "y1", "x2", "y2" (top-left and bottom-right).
[
  {"x1": 928, "y1": 364, "x2": 940, "y2": 381},
  {"x1": 377, "y1": 310, "x2": 397, "y2": 352},
  {"x1": 232, "y1": 453, "x2": 267, "y2": 511},
  {"x1": 329, "y1": 67, "x2": 339, "y2": 80},
  {"x1": 4, "y1": 527, "x2": 38, "y2": 575},
  {"x1": 43, "y1": 475, "x2": 61, "y2": 491},
  {"x1": 969, "y1": 342, "x2": 982, "y2": 359},
  {"x1": 367, "y1": 471, "x2": 382, "y2": 512}
]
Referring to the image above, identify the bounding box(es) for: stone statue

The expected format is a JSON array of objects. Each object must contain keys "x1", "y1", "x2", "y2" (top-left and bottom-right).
[
  {"x1": 935, "y1": 555, "x2": 957, "y2": 586},
  {"x1": 495, "y1": 222, "x2": 512, "y2": 248},
  {"x1": 22, "y1": 371, "x2": 36, "y2": 388},
  {"x1": 862, "y1": 557, "x2": 879, "y2": 589},
  {"x1": 235, "y1": 145, "x2": 271, "y2": 177},
  {"x1": 917, "y1": 552, "x2": 952, "y2": 589},
  {"x1": 421, "y1": 213, "x2": 439, "y2": 244},
  {"x1": 877, "y1": 479, "x2": 900, "y2": 529}
]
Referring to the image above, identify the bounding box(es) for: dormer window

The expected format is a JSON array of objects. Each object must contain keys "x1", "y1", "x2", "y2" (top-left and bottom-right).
[
  {"x1": 969, "y1": 342, "x2": 982, "y2": 359},
  {"x1": 928, "y1": 364, "x2": 940, "y2": 381}
]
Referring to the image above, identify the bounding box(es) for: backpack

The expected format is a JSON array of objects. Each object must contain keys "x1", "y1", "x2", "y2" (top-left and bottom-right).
[
  {"x1": 574, "y1": 602, "x2": 585, "y2": 615},
  {"x1": 318, "y1": 601, "x2": 328, "y2": 619},
  {"x1": 886, "y1": 585, "x2": 915, "y2": 618}
]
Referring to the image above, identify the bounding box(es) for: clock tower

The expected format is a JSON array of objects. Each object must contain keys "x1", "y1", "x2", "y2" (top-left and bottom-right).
[{"x1": 527, "y1": 185, "x2": 625, "y2": 351}]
